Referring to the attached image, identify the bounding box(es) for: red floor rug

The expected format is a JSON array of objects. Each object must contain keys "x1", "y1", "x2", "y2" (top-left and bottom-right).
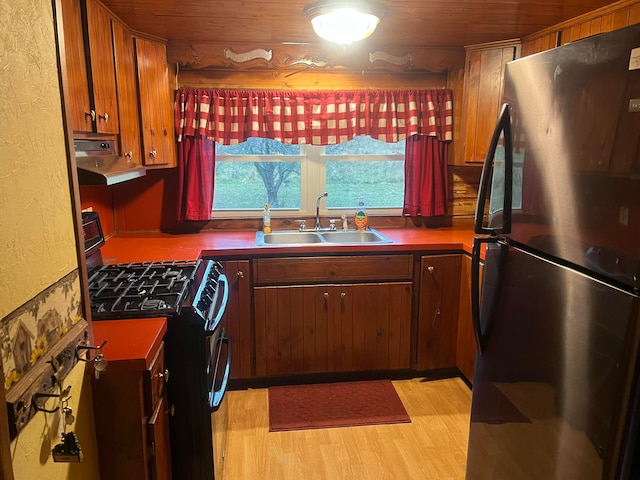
[{"x1": 268, "y1": 379, "x2": 411, "y2": 432}]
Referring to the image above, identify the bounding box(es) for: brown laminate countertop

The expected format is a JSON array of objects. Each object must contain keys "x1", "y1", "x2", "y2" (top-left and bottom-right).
[{"x1": 101, "y1": 227, "x2": 476, "y2": 264}]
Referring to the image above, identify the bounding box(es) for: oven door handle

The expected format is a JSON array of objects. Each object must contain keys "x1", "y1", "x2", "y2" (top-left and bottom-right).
[
  {"x1": 209, "y1": 331, "x2": 232, "y2": 412},
  {"x1": 206, "y1": 273, "x2": 229, "y2": 333}
]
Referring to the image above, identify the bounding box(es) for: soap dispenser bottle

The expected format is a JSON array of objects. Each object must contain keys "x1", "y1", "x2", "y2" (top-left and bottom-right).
[
  {"x1": 263, "y1": 204, "x2": 272, "y2": 234},
  {"x1": 354, "y1": 196, "x2": 368, "y2": 231}
]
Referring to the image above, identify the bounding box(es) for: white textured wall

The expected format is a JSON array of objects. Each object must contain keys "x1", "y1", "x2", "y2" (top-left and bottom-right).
[
  {"x1": 0, "y1": 0, "x2": 99, "y2": 478},
  {"x1": 0, "y1": 0, "x2": 78, "y2": 319}
]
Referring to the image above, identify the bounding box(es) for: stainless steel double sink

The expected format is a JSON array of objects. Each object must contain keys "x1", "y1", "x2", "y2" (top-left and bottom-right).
[{"x1": 256, "y1": 229, "x2": 393, "y2": 246}]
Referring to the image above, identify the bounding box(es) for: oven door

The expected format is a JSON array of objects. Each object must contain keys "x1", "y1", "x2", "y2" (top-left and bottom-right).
[
  {"x1": 207, "y1": 329, "x2": 231, "y2": 480},
  {"x1": 204, "y1": 272, "x2": 230, "y2": 411},
  {"x1": 207, "y1": 329, "x2": 231, "y2": 411}
]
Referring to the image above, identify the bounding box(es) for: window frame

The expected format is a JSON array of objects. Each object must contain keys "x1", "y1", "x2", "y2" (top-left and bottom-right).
[{"x1": 212, "y1": 142, "x2": 405, "y2": 218}]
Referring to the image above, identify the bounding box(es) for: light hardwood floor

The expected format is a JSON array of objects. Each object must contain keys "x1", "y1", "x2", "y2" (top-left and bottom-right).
[{"x1": 222, "y1": 377, "x2": 472, "y2": 480}]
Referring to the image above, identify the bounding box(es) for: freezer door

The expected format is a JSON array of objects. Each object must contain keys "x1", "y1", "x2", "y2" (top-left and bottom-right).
[
  {"x1": 466, "y1": 244, "x2": 639, "y2": 480},
  {"x1": 502, "y1": 25, "x2": 640, "y2": 291}
]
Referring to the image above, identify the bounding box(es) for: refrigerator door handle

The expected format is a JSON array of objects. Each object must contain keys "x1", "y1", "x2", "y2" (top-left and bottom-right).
[
  {"x1": 471, "y1": 236, "x2": 507, "y2": 354},
  {"x1": 474, "y1": 103, "x2": 514, "y2": 235}
]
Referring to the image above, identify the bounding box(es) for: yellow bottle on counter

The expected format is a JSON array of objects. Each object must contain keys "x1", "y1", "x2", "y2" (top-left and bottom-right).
[
  {"x1": 354, "y1": 196, "x2": 368, "y2": 231},
  {"x1": 263, "y1": 204, "x2": 272, "y2": 234}
]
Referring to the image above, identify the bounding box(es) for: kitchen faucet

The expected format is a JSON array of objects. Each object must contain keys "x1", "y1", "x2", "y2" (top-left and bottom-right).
[{"x1": 315, "y1": 192, "x2": 328, "y2": 230}]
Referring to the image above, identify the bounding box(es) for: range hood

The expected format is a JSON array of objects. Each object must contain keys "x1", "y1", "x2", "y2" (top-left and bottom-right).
[{"x1": 74, "y1": 139, "x2": 146, "y2": 186}]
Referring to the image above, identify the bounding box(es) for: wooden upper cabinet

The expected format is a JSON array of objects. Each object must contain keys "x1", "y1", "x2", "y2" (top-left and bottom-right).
[
  {"x1": 59, "y1": 0, "x2": 119, "y2": 134},
  {"x1": 460, "y1": 41, "x2": 520, "y2": 164},
  {"x1": 135, "y1": 38, "x2": 177, "y2": 168},
  {"x1": 85, "y1": 0, "x2": 119, "y2": 134},
  {"x1": 112, "y1": 20, "x2": 142, "y2": 165},
  {"x1": 60, "y1": 0, "x2": 92, "y2": 132}
]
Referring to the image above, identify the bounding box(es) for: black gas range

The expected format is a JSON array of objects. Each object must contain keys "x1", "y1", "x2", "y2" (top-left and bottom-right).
[{"x1": 82, "y1": 213, "x2": 231, "y2": 480}]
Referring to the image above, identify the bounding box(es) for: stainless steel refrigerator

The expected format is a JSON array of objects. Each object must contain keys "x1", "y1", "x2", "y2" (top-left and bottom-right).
[{"x1": 467, "y1": 24, "x2": 640, "y2": 480}]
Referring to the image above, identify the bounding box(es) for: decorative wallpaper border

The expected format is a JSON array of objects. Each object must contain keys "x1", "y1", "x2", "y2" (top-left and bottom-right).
[{"x1": 1, "y1": 269, "x2": 83, "y2": 391}]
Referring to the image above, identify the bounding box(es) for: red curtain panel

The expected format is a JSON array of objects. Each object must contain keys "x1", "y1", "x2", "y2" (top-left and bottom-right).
[
  {"x1": 402, "y1": 135, "x2": 449, "y2": 217},
  {"x1": 177, "y1": 136, "x2": 215, "y2": 221}
]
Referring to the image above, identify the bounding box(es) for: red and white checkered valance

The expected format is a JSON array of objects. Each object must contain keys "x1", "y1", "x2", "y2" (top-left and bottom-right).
[{"x1": 175, "y1": 89, "x2": 453, "y2": 145}]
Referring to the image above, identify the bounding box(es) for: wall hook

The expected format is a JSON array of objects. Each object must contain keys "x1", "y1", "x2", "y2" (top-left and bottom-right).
[
  {"x1": 76, "y1": 340, "x2": 109, "y2": 378},
  {"x1": 32, "y1": 392, "x2": 61, "y2": 413},
  {"x1": 75, "y1": 339, "x2": 107, "y2": 361}
]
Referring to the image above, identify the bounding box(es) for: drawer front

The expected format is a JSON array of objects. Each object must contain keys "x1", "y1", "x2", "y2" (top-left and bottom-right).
[
  {"x1": 253, "y1": 255, "x2": 413, "y2": 285},
  {"x1": 145, "y1": 341, "x2": 166, "y2": 415}
]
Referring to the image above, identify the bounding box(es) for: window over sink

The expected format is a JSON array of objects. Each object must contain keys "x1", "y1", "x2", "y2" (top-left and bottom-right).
[{"x1": 212, "y1": 136, "x2": 405, "y2": 218}]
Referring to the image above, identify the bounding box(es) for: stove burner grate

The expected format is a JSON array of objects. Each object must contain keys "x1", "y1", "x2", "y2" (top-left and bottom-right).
[{"x1": 88, "y1": 260, "x2": 202, "y2": 319}]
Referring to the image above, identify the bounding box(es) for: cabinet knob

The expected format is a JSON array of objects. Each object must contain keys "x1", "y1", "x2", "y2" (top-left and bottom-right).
[
  {"x1": 237, "y1": 271, "x2": 244, "y2": 278},
  {"x1": 124, "y1": 151, "x2": 133, "y2": 160},
  {"x1": 98, "y1": 112, "x2": 109, "y2": 123},
  {"x1": 85, "y1": 110, "x2": 96, "y2": 121},
  {"x1": 323, "y1": 292, "x2": 329, "y2": 300},
  {"x1": 150, "y1": 150, "x2": 157, "y2": 158},
  {"x1": 341, "y1": 292, "x2": 346, "y2": 299},
  {"x1": 158, "y1": 369, "x2": 169, "y2": 383},
  {"x1": 427, "y1": 266, "x2": 435, "y2": 274}
]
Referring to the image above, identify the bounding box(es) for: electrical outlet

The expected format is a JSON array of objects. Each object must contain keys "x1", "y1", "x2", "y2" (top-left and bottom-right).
[{"x1": 619, "y1": 206, "x2": 629, "y2": 226}]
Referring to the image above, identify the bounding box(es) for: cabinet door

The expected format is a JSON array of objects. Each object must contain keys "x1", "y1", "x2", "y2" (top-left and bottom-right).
[
  {"x1": 136, "y1": 38, "x2": 177, "y2": 168},
  {"x1": 254, "y1": 282, "x2": 412, "y2": 377},
  {"x1": 417, "y1": 254, "x2": 462, "y2": 370},
  {"x1": 112, "y1": 20, "x2": 142, "y2": 164},
  {"x1": 254, "y1": 285, "x2": 316, "y2": 377},
  {"x1": 60, "y1": 0, "x2": 92, "y2": 132},
  {"x1": 462, "y1": 45, "x2": 518, "y2": 163},
  {"x1": 350, "y1": 283, "x2": 412, "y2": 372},
  {"x1": 456, "y1": 255, "x2": 480, "y2": 382},
  {"x1": 85, "y1": 0, "x2": 119, "y2": 133},
  {"x1": 220, "y1": 260, "x2": 253, "y2": 379},
  {"x1": 148, "y1": 393, "x2": 172, "y2": 480},
  {"x1": 325, "y1": 284, "x2": 352, "y2": 372}
]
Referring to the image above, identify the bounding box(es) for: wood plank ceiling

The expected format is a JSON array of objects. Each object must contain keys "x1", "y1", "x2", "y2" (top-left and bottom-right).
[{"x1": 102, "y1": 0, "x2": 618, "y2": 47}]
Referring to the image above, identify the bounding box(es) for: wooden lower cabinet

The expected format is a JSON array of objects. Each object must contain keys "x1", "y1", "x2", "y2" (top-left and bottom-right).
[
  {"x1": 219, "y1": 259, "x2": 253, "y2": 379},
  {"x1": 416, "y1": 254, "x2": 463, "y2": 371},
  {"x1": 455, "y1": 254, "x2": 485, "y2": 383},
  {"x1": 148, "y1": 393, "x2": 172, "y2": 480},
  {"x1": 254, "y1": 282, "x2": 412, "y2": 377},
  {"x1": 92, "y1": 341, "x2": 171, "y2": 480}
]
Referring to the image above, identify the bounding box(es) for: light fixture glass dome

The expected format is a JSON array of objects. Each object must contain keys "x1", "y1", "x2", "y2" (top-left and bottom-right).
[{"x1": 304, "y1": 2, "x2": 388, "y2": 45}]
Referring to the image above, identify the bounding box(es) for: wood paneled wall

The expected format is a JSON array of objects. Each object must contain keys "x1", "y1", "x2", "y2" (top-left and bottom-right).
[
  {"x1": 86, "y1": 164, "x2": 479, "y2": 234},
  {"x1": 168, "y1": 42, "x2": 465, "y2": 76},
  {"x1": 177, "y1": 69, "x2": 449, "y2": 91},
  {"x1": 522, "y1": 0, "x2": 640, "y2": 55}
]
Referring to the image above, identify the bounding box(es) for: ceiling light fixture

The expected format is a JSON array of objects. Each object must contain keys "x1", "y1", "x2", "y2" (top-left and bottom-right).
[{"x1": 304, "y1": 1, "x2": 388, "y2": 45}]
